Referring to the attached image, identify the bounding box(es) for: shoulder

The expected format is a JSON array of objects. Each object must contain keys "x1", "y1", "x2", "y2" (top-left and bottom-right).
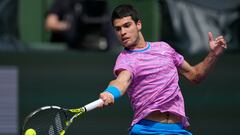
[
  {"x1": 149, "y1": 41, "x2": 172, "y2": 48},
  {"x1": 117, "y1": 50, "x2": 130, "y2": 58},
  {"x1": 115, "y1": 50, "x2": 133, "y2": 63},
  {"x1": 149, "y1": 41, "x2": 175, "y2": 52}
]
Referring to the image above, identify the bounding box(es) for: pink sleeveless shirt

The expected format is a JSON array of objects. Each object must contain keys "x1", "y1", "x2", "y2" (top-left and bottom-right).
[{"x1": 114, "y1": 42, "x2": 189, "y2": 128}]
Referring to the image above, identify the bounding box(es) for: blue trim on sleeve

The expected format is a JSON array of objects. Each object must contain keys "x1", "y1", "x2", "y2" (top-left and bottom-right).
[{"x1": 105, "y1": 85, "x2": 121, "y2": 100}]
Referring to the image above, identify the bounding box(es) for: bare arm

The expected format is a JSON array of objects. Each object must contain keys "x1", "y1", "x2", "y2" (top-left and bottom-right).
[
  {"x1": 99, "y1": 70, "x2": 132, "y2": 106},
  {"x1": 179, "y1": 32, "x2": 227, "y2": 84},
  {"x1": 45, "y1": 14, "x2": 70, "y2": 31}
]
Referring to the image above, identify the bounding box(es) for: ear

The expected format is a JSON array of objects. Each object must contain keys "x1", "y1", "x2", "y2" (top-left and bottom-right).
[{"x1": 136, "y1": 20, "x2": 142, "y2": 30}]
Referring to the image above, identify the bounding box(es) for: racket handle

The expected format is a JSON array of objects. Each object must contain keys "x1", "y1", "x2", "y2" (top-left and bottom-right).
[{"x1": 84, "y1": 99, "x2": 104, "y2": 112}]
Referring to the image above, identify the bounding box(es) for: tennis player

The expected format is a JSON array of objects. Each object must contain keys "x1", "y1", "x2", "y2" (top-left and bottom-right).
[{"x1": 99, "y1": 4, "x2": 227, "y2": 135}]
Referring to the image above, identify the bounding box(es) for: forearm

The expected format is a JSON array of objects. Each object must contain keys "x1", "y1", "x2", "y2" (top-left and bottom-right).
[
  {"x1": 193, "y1": 51, "x2": 219, "y2": 83},
  {"x1": 191, "y1": 32, "x2": 227, "y2": 83},
  {"x1": 99, "y1": 70, "x2": 132, "y2": 106},
  {"x1": 99, "y1": 79, "x2": 130, "y2": 106}
]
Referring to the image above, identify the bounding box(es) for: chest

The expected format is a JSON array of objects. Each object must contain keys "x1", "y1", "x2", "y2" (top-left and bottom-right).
[{"x1": 133, "y1": 52, "x2": 177, "y2": 78}]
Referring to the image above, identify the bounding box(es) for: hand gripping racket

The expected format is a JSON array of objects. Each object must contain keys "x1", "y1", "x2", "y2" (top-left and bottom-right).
[{"x1": 22, "y1": 99, "x2": 103, "y2": 135}]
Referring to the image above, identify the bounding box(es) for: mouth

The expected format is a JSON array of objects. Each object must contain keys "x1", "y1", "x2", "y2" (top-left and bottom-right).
[{"x1": 122, "y1": 37, "x2": 129, "y2": 44}]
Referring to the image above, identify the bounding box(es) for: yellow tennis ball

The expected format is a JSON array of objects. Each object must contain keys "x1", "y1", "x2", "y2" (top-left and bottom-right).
[{"x1": 25, "y1": 128, "x2": 36, "y2": 135}]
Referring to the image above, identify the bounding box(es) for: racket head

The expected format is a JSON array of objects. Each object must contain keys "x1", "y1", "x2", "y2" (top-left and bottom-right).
[
  {"x1": 21, "y1": 99, "x2": 102, "y2": 135},
  {"x1": 22, "y1": 106, "x2": 69, "y2": 135}
]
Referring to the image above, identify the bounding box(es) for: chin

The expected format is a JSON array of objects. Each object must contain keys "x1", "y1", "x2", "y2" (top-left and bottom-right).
[
  {"x1": 121, "y1": 42, "x2": 128, "y2": 47},
  {"x1": 122, "y1": 41, "x2": 131, "y2": 46},
  {"x1": 123, "y1": 43, "x2": 131, "y2": 49}
]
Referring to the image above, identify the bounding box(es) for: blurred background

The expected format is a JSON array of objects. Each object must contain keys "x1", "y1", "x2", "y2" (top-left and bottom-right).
[{"x1": 0, "y1": 0, "x2": 240, "y2": 134}]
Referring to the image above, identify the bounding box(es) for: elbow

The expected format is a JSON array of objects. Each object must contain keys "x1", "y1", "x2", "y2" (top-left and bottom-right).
[
  {"x1": 186, "y1": 67, "x2": 205, "y2": 84},
  {"x1": 191, "y1": 78, "x2": 202, "y2": 84},
  {"x1": 190, "y1": 73, "x2": 205, "y2": 84}
]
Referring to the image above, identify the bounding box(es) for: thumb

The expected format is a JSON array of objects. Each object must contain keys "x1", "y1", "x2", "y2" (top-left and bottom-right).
[{"x1": 208, "y1": 32, "x2": 214, "y2": 42}]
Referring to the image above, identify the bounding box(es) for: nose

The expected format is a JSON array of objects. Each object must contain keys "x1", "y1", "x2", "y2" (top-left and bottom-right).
[{"x1": 120, "y1": 28, "x2": 126, "y2": 36}]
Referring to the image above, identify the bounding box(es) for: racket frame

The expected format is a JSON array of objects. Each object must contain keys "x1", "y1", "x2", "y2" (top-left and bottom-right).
[{"x1": 21, "y1": 99, "x2": 103, "y2": 135}]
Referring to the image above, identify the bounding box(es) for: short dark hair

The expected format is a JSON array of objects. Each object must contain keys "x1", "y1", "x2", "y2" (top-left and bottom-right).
[{"x1": 111, "y1": 4, "x2": 140, "y2": 26}]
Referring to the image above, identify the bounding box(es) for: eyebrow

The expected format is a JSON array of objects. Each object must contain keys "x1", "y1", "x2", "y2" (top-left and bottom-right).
[{"x1": 114, "y1": 21, "x2": 132, "y2": 28}]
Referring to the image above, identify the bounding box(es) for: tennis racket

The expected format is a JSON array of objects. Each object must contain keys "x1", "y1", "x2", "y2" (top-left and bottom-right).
[{"x1": 22, "y1": 99, "x2": 103, "y2": 135}]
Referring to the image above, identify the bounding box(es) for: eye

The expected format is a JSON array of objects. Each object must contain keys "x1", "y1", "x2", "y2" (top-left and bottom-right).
[
  {"x1": 123, "y1": 23, "x2": 131, "y2": 28},
  {"x1": 114, "y1": 27, "x2": 121, "y2": 32}
]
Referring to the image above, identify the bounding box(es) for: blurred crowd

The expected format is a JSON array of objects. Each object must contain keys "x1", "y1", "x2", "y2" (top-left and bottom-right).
[
  {"x1": 0, "y1": 0, "x2": 239, "y2": 54},
  {"x1": 45, "y1": 0, "x2": 117, "y2": 51}
]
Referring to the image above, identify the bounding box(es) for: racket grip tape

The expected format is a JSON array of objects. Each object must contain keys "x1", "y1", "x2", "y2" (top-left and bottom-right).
[{"x1": 84, "y1": 99, "x2": 103, "y2": 112}]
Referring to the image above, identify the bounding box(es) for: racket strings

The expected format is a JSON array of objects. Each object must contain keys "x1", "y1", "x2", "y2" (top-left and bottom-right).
[
  {"x1": 23, "y1": 109, "x2": 67, "y2": 135},
  {"x1": 55, "y1": 113, "x2": 64, "y2": 133},
  {"x1": 49, "y1": 125, "x2": 55, "y2": 135}
]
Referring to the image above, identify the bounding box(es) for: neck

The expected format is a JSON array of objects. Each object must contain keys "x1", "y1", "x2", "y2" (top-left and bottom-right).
[{"x1": 128, "y1": 33, "x2": 146, "y2": 50}]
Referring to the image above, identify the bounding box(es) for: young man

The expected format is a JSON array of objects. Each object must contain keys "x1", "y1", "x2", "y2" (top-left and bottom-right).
[{"x1": 99, "y1": 4, "x2": 227, "y2": 135}]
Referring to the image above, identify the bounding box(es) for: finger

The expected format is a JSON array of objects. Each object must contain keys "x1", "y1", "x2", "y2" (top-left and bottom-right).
[
  {"x1": 216, "y1": 38, "x2": 226, "y2": 45},
  {"x1": 215, "y1": 36, "x2": 224, "y2": 41},
  {"x1": 99, "y1": 93, "x2": 107, "y2": 100},
  {"x1": 104, "y1": 102, "x2": 109, "y2": 106},
  {"x1": 221, "y1": 45, "x2": 227, "y2": 49},
  {"x1": 216, "y1": 39, "x2": 227, "y2": 49},
  {"x1": 208, "y1": 32, "x2": 214, "y2": 42}
]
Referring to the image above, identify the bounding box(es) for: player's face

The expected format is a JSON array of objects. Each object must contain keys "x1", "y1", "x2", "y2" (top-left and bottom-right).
[{"x1": 113, "y1": 16, "x2": 142, "y2": 49}]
